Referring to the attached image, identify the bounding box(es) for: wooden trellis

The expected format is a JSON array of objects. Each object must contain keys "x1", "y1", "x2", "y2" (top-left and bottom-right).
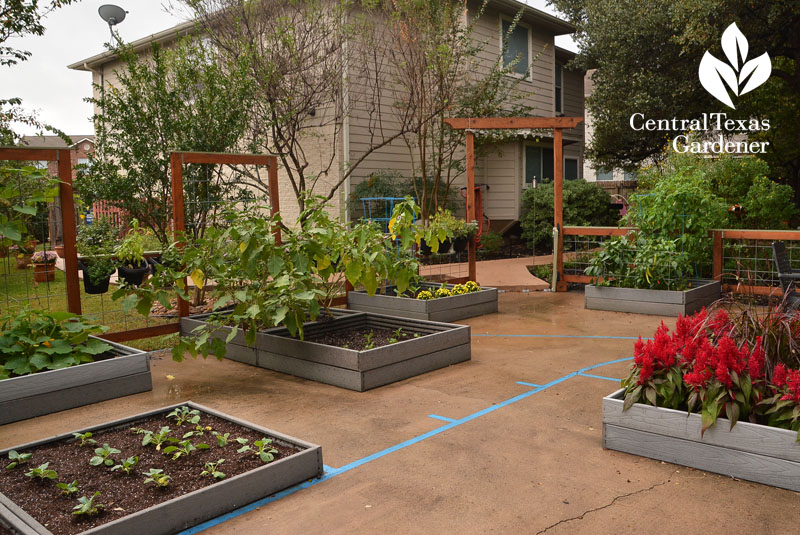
[{"x1": 444, "y1": 117, "x2": 584, "y2": 290}]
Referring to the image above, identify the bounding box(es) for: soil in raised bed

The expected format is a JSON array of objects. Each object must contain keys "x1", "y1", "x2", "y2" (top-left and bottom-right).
[
  {"x1": 310, "y1": 325, "x2": 424, "y2": 350},
  {"x1": 0, "y1": 410, "x2": 304, "y2": 535}
]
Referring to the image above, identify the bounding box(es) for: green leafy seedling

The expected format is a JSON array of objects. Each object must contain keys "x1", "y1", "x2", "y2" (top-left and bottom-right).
[
  {"x1": 6, "y1": 450, "x2": 32, "y2": 470},
  {"x1": 72, "y1": 432, "x2": 97, "y2": 447},
  {"x1": 89, "y1": 444, "x2": 120, "y2": 467},
  {"x1": 135, "y1": 426, "x2": 172, "y2": 450},
  {"x1": 201, "y1": 459, "x2": 226, "y2": 480},
  {"x1": 72, "y1": 492, "x2": 103, "y2": 516},
  {"x1": 364, "y1": 330, "x2": 375, "y2": 350},
  {"x1": 143, "y1": 468, "x2": 170, "y2": 487},
  {"x1": 163, "y1": 438, "x2": 209, "y2": 460},
  {"x1": 239, "y1": 437, "x2": 278, "y2": 463},
  {"x1": 57, "y1": 480, "x2": 79, "y2": 496},
  {"x1": 212, "y1": 432, "x2": 230, "y2": 447},
  {"x1": 25, "y1": 462, "x2": 58, "y2": 480},
  {"x1": 166, "y1": 406, "x2": 201, "y2": 426},
  {"x1": 111, "y1": 456, "x2": 139, "y2": 475}
]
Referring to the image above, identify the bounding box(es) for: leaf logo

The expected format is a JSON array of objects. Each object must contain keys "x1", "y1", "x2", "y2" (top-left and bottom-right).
[{"x1": 698, "y1": 22, "x2": 771, "y2": 109}]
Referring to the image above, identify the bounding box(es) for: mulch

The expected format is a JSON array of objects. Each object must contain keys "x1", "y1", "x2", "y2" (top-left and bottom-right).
[{"x1": 310, "y1": 325, "x2": 423, "y2": 350}]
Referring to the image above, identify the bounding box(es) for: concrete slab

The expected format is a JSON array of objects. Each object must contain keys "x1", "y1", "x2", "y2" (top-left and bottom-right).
[{"x1": 1, "y1": 291, "x2": 797, "y2": 535}]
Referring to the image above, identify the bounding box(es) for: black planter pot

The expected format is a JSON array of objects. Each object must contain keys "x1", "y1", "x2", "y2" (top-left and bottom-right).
[
  {"x1": 148, "y1": 255, "x2": 163, "y2": 274},
  {"x1": 453, "y1": 236, "x2": 469, "y2": 253},
  {"x1": 118, "y1": 262, "x2": 150, "y2": 286},
  {"x1": 419, "y1": 239, "x2": 433, "y2": 256},
  {"x1": 419, "y1": 238, "x2": 453, "y2": 256},
  {"x1": 78, "y1": 261, "x2": 114, "y2": 295}
]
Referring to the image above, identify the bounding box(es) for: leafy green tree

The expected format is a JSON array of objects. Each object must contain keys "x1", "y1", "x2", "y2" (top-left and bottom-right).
[
  {"x1": 550, "y1": 0, "x2": 800, "y2": 194},
  {"x1": 79, "y1": 37, "x2": 254, "y2": 245}
]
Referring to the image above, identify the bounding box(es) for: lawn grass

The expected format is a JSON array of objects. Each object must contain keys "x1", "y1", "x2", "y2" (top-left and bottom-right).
[{"x1": 0, "y1": 256, "x2": 173, "y2": 351}]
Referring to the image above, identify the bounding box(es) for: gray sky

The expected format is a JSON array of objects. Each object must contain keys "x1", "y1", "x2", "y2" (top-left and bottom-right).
[{"x1": 5, "y1": 0, "x2": 578, "y2": 137}]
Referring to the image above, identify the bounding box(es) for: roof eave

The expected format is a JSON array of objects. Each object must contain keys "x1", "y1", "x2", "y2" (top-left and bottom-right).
[
  {"x1": 67, "y1": 20, "x2": 196, "y2": 71},
  {"x1": 489, "y1": 0, "x2": 575, "y2": 35}
]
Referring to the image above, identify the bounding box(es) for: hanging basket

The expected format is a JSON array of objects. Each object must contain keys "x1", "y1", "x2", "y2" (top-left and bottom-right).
[
  {"x1": 78, "y1": 261, "x2": 114, "y2": 295},
  {"x1": 118, "y1": 262, "x2": 150, "y2": 287}
]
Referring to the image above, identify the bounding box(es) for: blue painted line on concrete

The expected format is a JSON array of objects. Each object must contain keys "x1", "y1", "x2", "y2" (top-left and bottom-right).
[
  {"x1": 323, "y1": 464, "x2": 338, "y2": 473},
  {"x1": 472, "y1": 334, "x2": 650, "y2": 340},
  {"x1": 516, "y1": 381, "x2": 542, "y2": 387},
  {"x1": 578, "y1": 372, "x2": 621, "y2": 383},
  {"x1": 428, "y1": 414, "x2": 457, "y2": 423},
  {"x1": 178, "y1": 354, "x2": 634, "y2": 534}
]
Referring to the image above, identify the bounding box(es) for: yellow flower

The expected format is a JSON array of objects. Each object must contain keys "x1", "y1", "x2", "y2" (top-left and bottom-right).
[{"x1": 417, "y1": 290, "x2": 434, "y2": 300}]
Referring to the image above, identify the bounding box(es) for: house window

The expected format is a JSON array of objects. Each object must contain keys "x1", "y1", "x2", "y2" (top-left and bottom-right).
[
  {"x1": 502, "y1": 18, "x2": 530, "y2": 77},
  {"x1": 596, "y1": 168, "x2": 613, "y2": 181},
  {"x1": 525, "y1": 146, "x2": 554, "y2": 186},
  {"x1": 565, "y1": 158, "x2": 578, "y2": 180},
  {"x1": 623, "y1": 170, "x2": 637, "y2": 181},
  {"x1": 555, "y1": 64, "x2": 563, "y2": 113}
]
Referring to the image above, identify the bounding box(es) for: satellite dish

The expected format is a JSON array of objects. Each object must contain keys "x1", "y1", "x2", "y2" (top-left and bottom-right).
[{"x1": 98, "y1": 4, "x2": 127, "y2": 27}]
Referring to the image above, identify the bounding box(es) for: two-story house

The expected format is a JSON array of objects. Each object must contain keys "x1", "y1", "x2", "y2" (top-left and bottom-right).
[{"x1": 68, "y1": 0, "x2": 583, "y2": 228}]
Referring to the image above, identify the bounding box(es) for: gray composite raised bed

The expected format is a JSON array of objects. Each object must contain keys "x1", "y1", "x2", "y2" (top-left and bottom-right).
[
  {"x1": 347, "y1": 282, "x2": 498, "y2": 322},
  {"x1": 181, "y1": 311, "x2": 470, "y2": 391},
  {"x1": 0, "y1": 338, "x2": 152, "y2": 426},
  {"x1": 0, "y1": 401, "x2": 323, "y2": 535},
  {"x1": 585, "y1": 279, "x2": 721, "y2": 316},
  {"x1": 603, "y1": 388, "x2": 800, "y2": 491}
]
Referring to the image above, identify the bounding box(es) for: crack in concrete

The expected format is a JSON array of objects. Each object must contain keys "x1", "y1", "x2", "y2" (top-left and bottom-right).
[{"x1": 534, "y1": 471, "x2": 678, "y2": 535}]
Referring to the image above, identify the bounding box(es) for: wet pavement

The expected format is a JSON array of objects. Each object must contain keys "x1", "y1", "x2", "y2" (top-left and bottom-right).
[{"x1": 1, "y1": 291, "x2": 797, "y2": 534}]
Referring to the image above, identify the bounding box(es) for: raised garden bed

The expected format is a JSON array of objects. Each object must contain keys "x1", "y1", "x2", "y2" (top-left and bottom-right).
[
  {"x1": 181, "y1": 311, "x2": 470, "y2": 391},
  {"x1": 0, "y1": 402, "x2": 323, "y2": 535},
  {"x1": 0, "y1": 339, "x2": 152, "y2": 427},
  {"x1": 585, "y1": 279, "x2": 721, "y2": 316},
  {"x1": 347, "y1": 282, "x2": 498, "y2": 322},
  {"x1": 603, "y1": 388, "x2": 800, "y2": 491}
]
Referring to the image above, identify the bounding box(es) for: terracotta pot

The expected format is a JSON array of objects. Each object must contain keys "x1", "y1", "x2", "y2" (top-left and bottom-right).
[
  {"x1": 33, "y1": 262, "x2": 55, "y2": 282},
  {"x1": 55, "y1": 245, "x2": 65, "y2": 258},
  {"x1": 15, "y1": 255, "x2": 31, "y2": 270}
]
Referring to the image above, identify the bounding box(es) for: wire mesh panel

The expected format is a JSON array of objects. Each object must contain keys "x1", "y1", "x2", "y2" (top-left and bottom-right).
[
  {"x1": 170, "y1": 152, "x2": 280, "y2": 318},
  {"x1": 721, "y1": 237, "x2": 800, "y2": 289}
]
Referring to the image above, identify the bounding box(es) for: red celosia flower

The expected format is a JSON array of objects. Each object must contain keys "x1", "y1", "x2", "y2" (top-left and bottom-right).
[
  {"x1": 748, "y1": 337, "x2": 765, "y2": 380},
  {"x1": 773, "y1": 363, "x2": 788, "y2": 388}
]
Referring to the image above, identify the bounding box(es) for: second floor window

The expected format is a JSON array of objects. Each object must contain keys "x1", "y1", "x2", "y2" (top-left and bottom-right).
[
  {"x1": 555, "y1": 64, "x2": 563, "y2": 113},
  {"x1": 502, "y1": 19, "x2": 530, "y2": 77}
]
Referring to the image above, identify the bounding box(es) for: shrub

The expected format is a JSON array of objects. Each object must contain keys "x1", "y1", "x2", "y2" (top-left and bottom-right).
[
  {"x1": 626, "y1": 163, "x2": 727, "y2": 275},
  {"x1": 520, "y1": 181, "x2": 618, "y2": 254},
  {"x1": 349, "y1": 170, "x2": 463, "y2": 221},
  {"x1": 478, "y1": 231, "x2": 503, "y2": 254},
  {"x1": 638, "y1": 152, "x2": 797, "y2": 230}
]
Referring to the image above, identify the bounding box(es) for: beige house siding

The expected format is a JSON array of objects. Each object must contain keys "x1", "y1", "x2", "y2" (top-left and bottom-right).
[
  {"x1": 83, "y1": 53, "x2": 341, "y2": 226},
  {"x1": 71, "y1": 2, "x2": 580, "y2": 224},
  {"x1": 346, "y1": 2, "x2": 582, "y2": 222}
]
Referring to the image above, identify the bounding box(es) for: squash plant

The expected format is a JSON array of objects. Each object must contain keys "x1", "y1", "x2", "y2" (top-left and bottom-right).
[
  {"x1": 0, "y1": 309, "x2": 113, "y2": 379},
  {"x1": 114, "y1": 195, "x2": 422, "y2": 361}
]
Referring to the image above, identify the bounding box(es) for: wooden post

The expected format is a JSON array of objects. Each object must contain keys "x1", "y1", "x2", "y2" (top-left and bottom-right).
[
  {"x1": 268, "y1": 156, "x2": 282, "y2": 245},
  {"x1": 58, "y1": 149, "x2": 82, "y2": 314},
  {"x1": 712, "y1": 230, "x2": 723, "y2": 281},
  {"x1": 553, "y1": 128, "x2": 566, "y2": 292},
  {"x1": 466, "y1": 130, "x2": 477, "y2": 282},
  {"x1": 170, "y1": 153, "x2": 190, "y2": 318}
]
